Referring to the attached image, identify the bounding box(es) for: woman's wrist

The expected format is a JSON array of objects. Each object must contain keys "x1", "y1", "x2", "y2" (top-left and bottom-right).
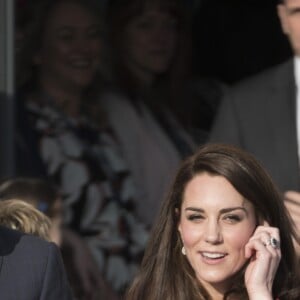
[{"x1": 248, "y1": 290, "x2": 273, "y2": 300}]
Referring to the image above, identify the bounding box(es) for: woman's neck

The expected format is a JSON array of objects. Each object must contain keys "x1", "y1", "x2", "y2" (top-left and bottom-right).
[
  {"x1": 38, "y1": 79, "x2": 82, "y2": 117},
  {"x1": 126, "y1": 61, "x2": 155, "y2": 89},
  {"x1": 199, "y1": 280, "x2": 230, "y2": 300}
]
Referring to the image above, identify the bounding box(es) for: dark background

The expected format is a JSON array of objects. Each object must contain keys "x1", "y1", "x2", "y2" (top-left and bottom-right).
[{"x1": 192, "y1": 0, "x2": 292, "y2": 84}]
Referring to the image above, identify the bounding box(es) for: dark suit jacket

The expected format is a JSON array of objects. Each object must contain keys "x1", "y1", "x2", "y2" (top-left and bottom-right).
[
  {"x1": 210, "y1": 59, "x2": 300, "y2": 192},
  {"x1": 0, "y1": 226, "x2": 73, "y2": 300}
]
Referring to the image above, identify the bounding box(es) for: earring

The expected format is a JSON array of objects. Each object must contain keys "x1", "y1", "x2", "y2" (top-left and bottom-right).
[{"x1": 181, "y1": 246, "x2": 186, "y2": 255}]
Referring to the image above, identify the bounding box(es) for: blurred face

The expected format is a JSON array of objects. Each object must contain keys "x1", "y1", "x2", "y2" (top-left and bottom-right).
[
  {"x1": 123, "y1": 7, "x2": 178, "y2": 84},
  {"x1": 178, "y1": 173, "x2": 257, "y2": 295},
  {"x1": 278, "y1": 0, "x2": 300, "y2": 56},
  {"x1": 35, "y1": 1, "x2": 102, "y2": 90}
]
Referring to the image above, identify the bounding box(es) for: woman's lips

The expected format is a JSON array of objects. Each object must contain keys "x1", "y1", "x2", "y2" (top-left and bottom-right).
[{"x1": 200, "y1": 251, "x2": 228, "y2": 264}]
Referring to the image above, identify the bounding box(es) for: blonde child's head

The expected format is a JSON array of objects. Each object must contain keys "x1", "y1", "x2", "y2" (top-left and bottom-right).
[
  {"x1": 0, "y1": 178, "x2": 62, "y2": 245},
  {"x1": 0, "y1": 199, "x2": 52, "y2": 241}
]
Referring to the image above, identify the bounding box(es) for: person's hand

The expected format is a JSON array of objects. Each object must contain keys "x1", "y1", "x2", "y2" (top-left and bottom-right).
[
  {"x1": 244, "y1": 223, "x2": 281, "y2": 300},
  {"x1": 284, "y1": 190, "x2": 300, "y2": 257}
]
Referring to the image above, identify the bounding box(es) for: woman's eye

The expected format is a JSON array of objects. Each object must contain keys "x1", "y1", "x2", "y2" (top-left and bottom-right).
[
  {"x1": 223, "y1": 214, "x2": 242, "y2": 223},
  {"x1": 187, "y1": 214, "x2": 204, "y2": 221}
]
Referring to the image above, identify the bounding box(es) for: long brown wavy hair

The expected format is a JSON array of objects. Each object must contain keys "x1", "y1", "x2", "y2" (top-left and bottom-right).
[{"x1": 126, "y1": 143, "x2": 300, "y2": 300}]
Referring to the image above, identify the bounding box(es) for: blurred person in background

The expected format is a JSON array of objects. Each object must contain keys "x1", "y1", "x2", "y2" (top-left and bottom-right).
[
  {"x1": 15, "y1": 0, "x2": 148, "y2": 295},
  {"x1": 99, "y1": 0, "x2": 197, "y2": 227},
  {"x1": 0, "y1": 202, "x2": 71, "y2": 298},
  {"x1": 0, "y1": 177, "x2": 120, "y2": 300},
  {"x1": 209, "y1": 0, "x2": 300, "y2": 258}
]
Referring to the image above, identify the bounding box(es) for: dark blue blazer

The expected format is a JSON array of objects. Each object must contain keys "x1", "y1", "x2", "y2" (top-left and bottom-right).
[{"x1": 0, "y1": 226, "x2": 73, "y2": 299}]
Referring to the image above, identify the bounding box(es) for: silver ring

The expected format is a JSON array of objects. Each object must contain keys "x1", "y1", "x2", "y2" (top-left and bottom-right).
[
  {"x1": 270, "y1": 237, "x2": 280, "y2": 249},
  {"x1": 265, "y1": 237, "x2": 280, "y2": 249}
]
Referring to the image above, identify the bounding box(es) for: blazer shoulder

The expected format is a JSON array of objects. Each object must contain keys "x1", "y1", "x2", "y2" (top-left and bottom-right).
[
  {"x1": 228, "y1": 59, "x2": 293, "y2": 97},
  {"x1": 0, "y1": 225, "x2": 53, "y2": 256},
  {"x1": 0, "y1": 226, "x2": 24, "y2": 254},
  {"x1": 0, "y1": 227, "x2": 72, "y2": 300}
]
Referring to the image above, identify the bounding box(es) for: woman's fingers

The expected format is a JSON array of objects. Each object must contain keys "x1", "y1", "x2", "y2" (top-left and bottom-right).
[{"x1": 244, "y1": 225, "x2": 281, "y2": 297}]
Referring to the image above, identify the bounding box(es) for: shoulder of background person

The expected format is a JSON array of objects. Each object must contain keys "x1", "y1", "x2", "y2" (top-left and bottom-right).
[
  {"x1": 0, "y1": 225, "x2": 24, "y2": 254},
  {"x1": 0, "y1": 226, "x2": 72, "y2": 299},
  {"x1": 98, "y1": 87, "x2": 138, "y2": 115},
  {"x1": 12, "y1": 91, "x2": 48, "y2": 178},
  {"x1": 0, "y1": 225, "x2": 53, "y2": 256},
  {"x1": 227, "y1": 58, "x2": 293, "y2": 96},
  {"x1": 98, "y1": 87, "x2": 127, "y2": 104},
  {"x1": 211, "y1": 58, "x2": 294, "y2": 132}
]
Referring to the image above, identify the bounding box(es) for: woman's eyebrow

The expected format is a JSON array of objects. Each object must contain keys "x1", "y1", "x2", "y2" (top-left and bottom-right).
[
  {"x1": 219, "y1": 207, "x2": 247, "y2": 214},
  {"x1": 184, "y1": 207, "x2": 204, "y2": 212},
  {"x1": 184, "y1": 206, "x2": 247, "y2": 214}
]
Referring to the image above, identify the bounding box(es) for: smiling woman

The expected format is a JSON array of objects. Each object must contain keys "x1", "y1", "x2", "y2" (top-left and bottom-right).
[
  {"x1": 178, "y1": 173, "x2": 257, "y2": 298},
  {"x1": 33, "y1": 2, "x2": 102, "y2": 95},
  {"x1": 15, "y1": 0, "x2": 149, "y2": 297},
  {"x1": 17, "y1": 0, "x2": 104, "y2": 93},
  {"x1": 126, "y1": 143, "x2": 300, "y2": 300}
]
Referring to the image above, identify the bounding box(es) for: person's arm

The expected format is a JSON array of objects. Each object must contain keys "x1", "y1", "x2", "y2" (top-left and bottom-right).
[{"x1": 40, "y1": 242, "x2": 73, "y2": 300}]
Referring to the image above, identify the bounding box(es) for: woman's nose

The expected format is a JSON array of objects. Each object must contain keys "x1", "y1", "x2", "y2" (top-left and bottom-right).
[
  {"x1": 204, "y1": 220, "x2": 223, "y2": 244},
  {"x1": 73, "y1": 38, "x2": 91, "y2": 53}
]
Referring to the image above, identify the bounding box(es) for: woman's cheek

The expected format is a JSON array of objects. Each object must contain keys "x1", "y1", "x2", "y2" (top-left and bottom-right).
[{"x1": 181, "y1": 222, "x2": 204, "y2": 247}]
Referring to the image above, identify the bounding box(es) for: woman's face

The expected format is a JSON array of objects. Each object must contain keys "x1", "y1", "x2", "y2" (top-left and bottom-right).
[
  {"x1": 35, "y1": 1, "x2": 102, "y2": 91},
  {"x1": 123, "y1": 7, "x2": 178, "y2": 83},
  {"x1": 178, "y1": 173, "x2": 257, "y2": 295}
]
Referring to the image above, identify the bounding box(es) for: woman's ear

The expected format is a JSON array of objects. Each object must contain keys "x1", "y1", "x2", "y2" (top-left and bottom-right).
[{"x1": 175, "y1": 207, "x2": 182, "y2": 234}]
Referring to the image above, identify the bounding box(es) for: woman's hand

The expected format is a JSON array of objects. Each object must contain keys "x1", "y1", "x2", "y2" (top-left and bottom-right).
[{"x1": 244, "y1": 222, "x2": 281, "y2": 300}]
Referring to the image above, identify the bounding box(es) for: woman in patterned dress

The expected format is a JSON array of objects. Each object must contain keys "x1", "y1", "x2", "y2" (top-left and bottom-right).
[{"x1": 16, "y1": 0, "x2": 148, "y2": 295}]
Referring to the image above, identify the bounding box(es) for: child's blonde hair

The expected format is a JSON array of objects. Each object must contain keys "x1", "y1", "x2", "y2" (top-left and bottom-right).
[{"x1": 0, "y1": 199, "x2": 52, "y2": 241}]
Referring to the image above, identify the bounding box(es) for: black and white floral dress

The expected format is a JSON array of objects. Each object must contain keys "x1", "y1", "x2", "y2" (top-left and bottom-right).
[{"x1": 26, "y1": 99, "x2": 148, "y2": 292}]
